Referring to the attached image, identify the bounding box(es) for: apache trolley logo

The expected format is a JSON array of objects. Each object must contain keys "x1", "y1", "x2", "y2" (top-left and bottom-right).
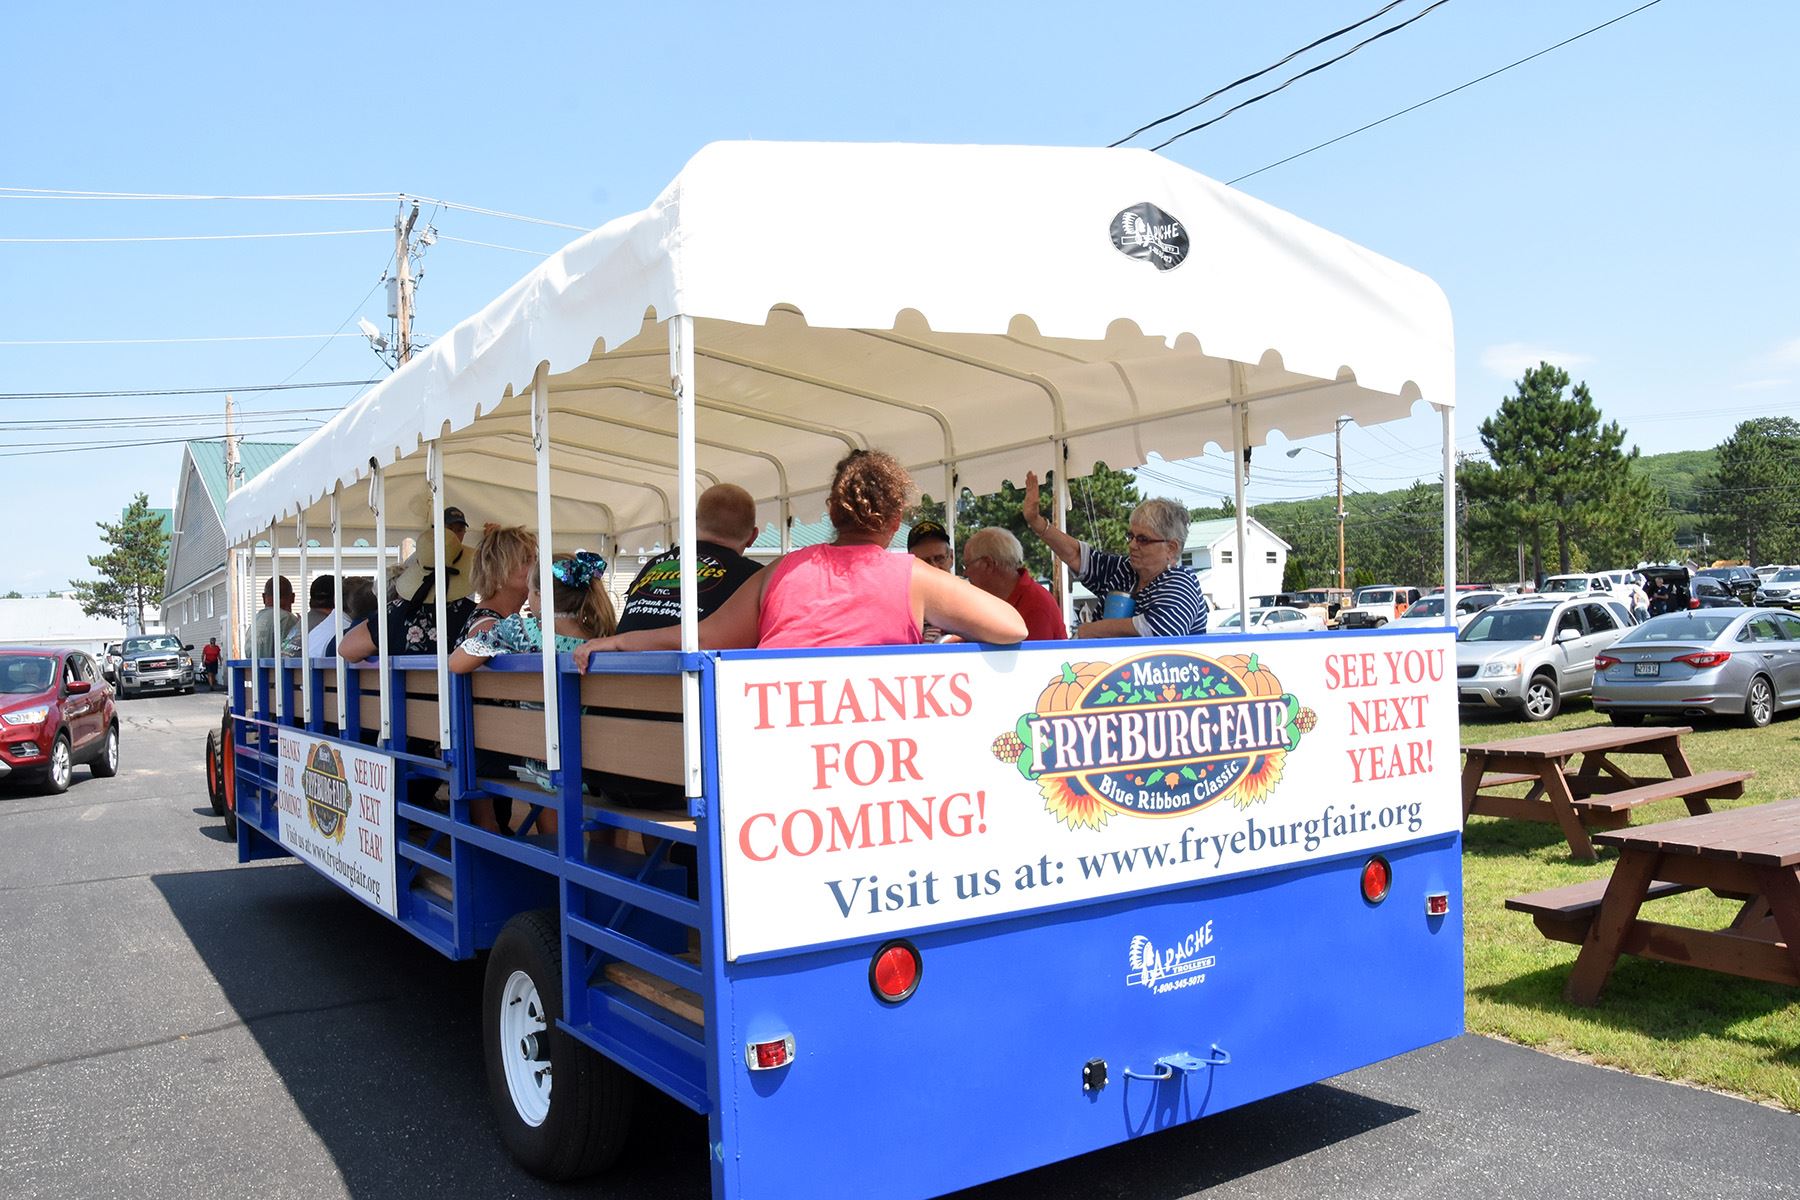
[
  {"x1": 301, "y1": 742, "x2": 352, "y2": 843},
  {"x1": 1127, "y1": 922, "x2": 1216, "y2": 991},
  {"x1": 1110, "y1": 203, "x2": 1190, "y2": 271},
  {"x1": 991, "y1": 652, "x2": 1317, "y2": 829}
]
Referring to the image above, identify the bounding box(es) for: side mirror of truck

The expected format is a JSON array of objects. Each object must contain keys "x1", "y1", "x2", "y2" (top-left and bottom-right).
[{"x1": 1556, "y1": 627, "x2": 1581, "y2": 644}]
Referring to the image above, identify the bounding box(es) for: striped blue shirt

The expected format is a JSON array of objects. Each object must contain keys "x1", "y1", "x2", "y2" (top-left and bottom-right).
[{"x1": 1079, "y1": 546, "x2": 1209, "y2": 637}]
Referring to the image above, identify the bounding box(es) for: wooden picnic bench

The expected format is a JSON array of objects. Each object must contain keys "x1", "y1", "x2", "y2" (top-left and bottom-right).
[
  {"x1": 1462, "y1": 724, "x2": 1752, "y2": 861},
  {"x1": 1506, "y1": 797, "x2": 1800, "y2": 1004}
]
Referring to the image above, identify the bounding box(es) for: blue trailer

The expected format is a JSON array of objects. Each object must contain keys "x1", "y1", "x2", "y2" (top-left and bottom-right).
[{"x1": 214, "y1": 141, "x2": 1465, "y2": 1198}]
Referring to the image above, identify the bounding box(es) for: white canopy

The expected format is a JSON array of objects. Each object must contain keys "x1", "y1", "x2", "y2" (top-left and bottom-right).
[{"x1": 225, "y1": 141, "x2": 1454, "y2": 548}]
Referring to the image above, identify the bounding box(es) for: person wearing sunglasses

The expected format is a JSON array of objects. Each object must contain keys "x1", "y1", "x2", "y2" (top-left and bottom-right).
[{"x1": 1020, "y1": 470, "x2": 1208, "y2": 640}]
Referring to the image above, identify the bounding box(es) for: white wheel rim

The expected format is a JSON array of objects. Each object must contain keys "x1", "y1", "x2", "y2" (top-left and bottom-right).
[
  {"x1": 499, "y1": 969, "x2": 552, "y2": 1127},
  {"x1": 106, "y1": 730, "x2": 118, "y2": 770},
  {"x1": 1751, "y1": 682, "x2": 1771, "y2": 724},
  {"x1": 1526, "y1": 683, "x2": 1554, "y2": 718},
  {"x1": 51, "y1": 740, "x2": 71, "y2": 787}
]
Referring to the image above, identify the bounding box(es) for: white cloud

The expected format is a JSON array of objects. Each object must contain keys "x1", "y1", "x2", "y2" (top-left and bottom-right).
[
  {"x1": 1731, "y1": 377, "x2": 1791, "y2": 392},
  {"x1": 1479, "y1": 343, "x2": 1593, "y2": 380},
  {"x1": 1764, "y1": 336, "x2": 1800, "y2": 367}
]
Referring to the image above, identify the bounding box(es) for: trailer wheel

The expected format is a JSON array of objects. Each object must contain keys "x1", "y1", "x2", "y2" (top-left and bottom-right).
[
  {"x1": 205, "y1": 727, "x2": 225, "y2": 815},
  {"x1": 483, "y1": 909, "x2": 635, "y2": 1181}
]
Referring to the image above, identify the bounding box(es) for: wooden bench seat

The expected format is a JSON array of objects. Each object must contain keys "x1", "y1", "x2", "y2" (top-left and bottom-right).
[
  {"x1": 1568, "y1": 769, "x2": 1751, "y2": 827},
  {"x1": 1506, "y1": 877, "x2": 1695, "y2": 944},
  {"x1": 604, "y1": 935, "x2": 703, "y2": 1024},
  {"x1": 1478, "y1": 771, "x2": 1541, "y2": 789}
]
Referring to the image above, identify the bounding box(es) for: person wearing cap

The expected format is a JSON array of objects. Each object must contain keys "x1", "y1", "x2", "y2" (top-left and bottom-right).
[
  {"x1": 962, "y1": 526, "x2": 1067, "y2": 641},
  {"x1": 907, "y1": 520, "x2": 954, "y2": 571},
  {"x1": 1019, "y1": 470, "x2": 1207, "y2": 639},
  {"x1": 615, "y1": 484, "x2": 764, "y2": 635},
  {"x1": 337, "y1": 508, "x2": 477, "y2": 661}
]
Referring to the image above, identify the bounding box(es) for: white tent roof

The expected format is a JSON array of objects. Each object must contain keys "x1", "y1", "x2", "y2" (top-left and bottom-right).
[{"x1": 225, "y1": 141, "x2": 1453, "y2": 548}]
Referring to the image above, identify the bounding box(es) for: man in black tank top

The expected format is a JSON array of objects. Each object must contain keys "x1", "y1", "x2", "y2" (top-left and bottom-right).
[{"x1": 614, "y1": 484, "x2": 762, "y2": 634}]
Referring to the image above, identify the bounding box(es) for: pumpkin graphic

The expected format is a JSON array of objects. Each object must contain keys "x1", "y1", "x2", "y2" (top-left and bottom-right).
[
  {"x1": 1214, "y1": 652, "x2": 1283, "y2": 698},
  {"x1": 1036, "y1": 661, "x2": 1109, "y2": 713}
]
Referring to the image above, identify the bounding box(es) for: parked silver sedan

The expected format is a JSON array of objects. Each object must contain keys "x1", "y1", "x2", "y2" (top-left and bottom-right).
[{"x1": 1591, "y1": 608, "x2": 1800, "y2": 728}]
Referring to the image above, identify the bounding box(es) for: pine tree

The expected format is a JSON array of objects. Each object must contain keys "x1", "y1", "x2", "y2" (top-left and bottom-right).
[
  {"x1": 1699, "y1": 417, "x2": 1800, "y2": 564},
  {"x1": 70, "y1": 493, "x2": 169, "y2": 631},
  {"x1": 1464, "y1": 363, "x2": 1643, "y2": 581}
]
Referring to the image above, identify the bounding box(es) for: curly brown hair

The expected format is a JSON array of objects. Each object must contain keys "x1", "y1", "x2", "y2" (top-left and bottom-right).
[{"x1": 826, "y1": 449, "x2": 915, "y2": 534}]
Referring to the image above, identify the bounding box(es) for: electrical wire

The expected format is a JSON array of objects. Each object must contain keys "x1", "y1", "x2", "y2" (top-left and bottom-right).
[
  {"x1": 1150, "y1": 0, "x2": 1456, "y2": 152},
  {"x1": 435, "y1": 234, "x2": 552, "y2": 256},
  {"x1": 0, "y1": 186, "x2": 586, "y2": 231},
  {"x1": 1228, "y1": 0, "x2": 1665, "y2": 184},
  {"x1": 0, "y1": 408, "x2": 339, "y2": 430},
  {"x1": 1, "y1": 333, "x2": 372, "y2": 346},
  {"x1": 0, "y1": 427, "x2": 323, "y2": 459},
  {"x1": 0, "y1": 380, "x2": 371, "y2": 400},
  {"x1": 0, "y1": 229, "x2": 386, "y2": 244},
  {"x1": 1112, "y1": 0, "x2": 1410, "y2": 147}
]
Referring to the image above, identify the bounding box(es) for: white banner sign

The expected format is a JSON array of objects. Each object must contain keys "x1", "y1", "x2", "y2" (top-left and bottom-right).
[
  {"x1": 277, "y1": 731, "x2": 398, "y2": 918},
  {"x1": 715, "y1": 634, "x2": 1458, "y2": 959}
]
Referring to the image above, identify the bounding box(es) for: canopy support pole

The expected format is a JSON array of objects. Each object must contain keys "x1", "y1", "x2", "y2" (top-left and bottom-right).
[
  {"x1": 428, "y1": 442, "x2": 452, "y2": 751},
  {"x1": 270, "y1": 523, "x2": 285, "y2": 727},
  {"x1": 1054, "y1": 441, "x2": 1072, "y2": 629},
  {"x1": 372, "y1": 466, "x2": 392, "y2": 746},
  {"x1": 297, "y1": 514, "x2": 311, "y2": 726},
  {"x1": 1439, "y1": 403, "x2": 1457, "y2": 626},
  {"x1": 533, "y1": 364, "x2": 561, "y2": 772},
  {"x1": 671, "y1": 316, "x2": 702, "y2": 799},
  {"x1": 249, "y1": 539, "x2": 262, "y2": 723},
  {"x1": 331, "y1": 490, "x2": 347, "y2": 730},
  {"x1": 1230, "y1": 365, "x2": 1250, "y2": 622},
  {"x1": 944, "y1": 464, "x2": 957, "y2": 555}
]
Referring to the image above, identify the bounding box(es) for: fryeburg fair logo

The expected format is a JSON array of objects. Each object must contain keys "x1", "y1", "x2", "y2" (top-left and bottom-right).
[
  {"x1": 301, "y1": 742, "x2": 353, "y2": 844},
  {"x1": 992, "y1": 651, "x2": 1317, "y2": 829}
]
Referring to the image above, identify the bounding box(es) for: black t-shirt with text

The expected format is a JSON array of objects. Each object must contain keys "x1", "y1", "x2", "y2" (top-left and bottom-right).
[{"x1": 614, "y1": 540, "x2": 761, "y2": 635}]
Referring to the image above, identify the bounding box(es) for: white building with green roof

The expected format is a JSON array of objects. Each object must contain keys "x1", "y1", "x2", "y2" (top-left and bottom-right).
[{"x1": 162, "y1": 440, "x2": 397, "y2": 653}]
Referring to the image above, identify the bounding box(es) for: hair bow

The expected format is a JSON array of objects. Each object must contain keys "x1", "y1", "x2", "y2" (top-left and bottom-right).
[{"x1": 552, "y1": 549, "x2": 606, "y2": 589}]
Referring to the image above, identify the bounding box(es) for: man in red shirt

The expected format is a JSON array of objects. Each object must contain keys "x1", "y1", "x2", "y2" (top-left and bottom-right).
[
  {"x1": 962, "y1": 527, "x2": 1067, "y2": 641},
  {"x1": 200, "y1": 637, "x2": 222, "y2": 691}
]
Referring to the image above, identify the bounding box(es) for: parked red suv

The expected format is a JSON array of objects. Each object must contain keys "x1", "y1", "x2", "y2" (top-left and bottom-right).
[{"x1": 0, "y1": 647, "x2": 120, "y2": 793}]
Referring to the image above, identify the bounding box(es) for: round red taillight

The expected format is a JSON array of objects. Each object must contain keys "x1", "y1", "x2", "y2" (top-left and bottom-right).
[
  {"x1": 1361, "y1": 856, "x2": 1392, "y2": 904},
  {"x1": 870, "y1": 940, "x2": 921, "y2": 1003}
]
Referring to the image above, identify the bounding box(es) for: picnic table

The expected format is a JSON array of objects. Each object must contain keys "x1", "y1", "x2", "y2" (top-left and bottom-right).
[
  {"x1": 1461, "y1": 724, "x2": 1751, "y2": 862},
  {"x1": 1506, "y1": 797, "x2": 1800, "y2": 1005}
]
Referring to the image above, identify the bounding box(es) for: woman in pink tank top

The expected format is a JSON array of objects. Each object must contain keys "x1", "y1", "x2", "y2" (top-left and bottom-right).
[{"x1": 574, "y1": 450, "x2": 1026, "y2": 658}]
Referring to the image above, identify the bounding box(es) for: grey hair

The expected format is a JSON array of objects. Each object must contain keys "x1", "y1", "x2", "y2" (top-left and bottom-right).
[
  {"x1": 1132, "y1": 497, "x2": 1190, "y2": 545},
  {"x1": 963, "y1": 526, "x2": 1024, "y2": 571}
]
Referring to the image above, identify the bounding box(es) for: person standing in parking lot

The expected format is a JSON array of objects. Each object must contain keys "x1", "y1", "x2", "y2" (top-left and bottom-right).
[{"x1": 200, "y1": 637, "x2": 221, "y2": 690}]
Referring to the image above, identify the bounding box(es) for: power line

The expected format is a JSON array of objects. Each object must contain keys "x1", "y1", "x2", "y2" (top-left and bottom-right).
[
  {"x1": 0, "y1": 229, "x2": 386, "y2": 244},
  {"x1": 0, "y1": 380, "x2": 371, "y2": 400},
  {"x1": 1150, "y1": 0, "x2": 1456, "y2": 152},
  {"x1": 0, "y1": 408, "x2": 338, "y2": 430},
  {"x1": 0, "y1": 186, "x2": 586, "y2": 230},
  {"x1": 0, "y1": 427, "x2": 321, "y2": 459},
  {"x1": 436, "y1": 234, "x2": 552, "y2": 256},
  {"x1": 1229, "y1": 0, "x2": 1665, "y2": 184},
  {"x1": 1, "y1": 333, "x2": 375, "y2": 346},
  {"x1": 1112, "y1": 0, "x2": 1410, "y2": 147}
]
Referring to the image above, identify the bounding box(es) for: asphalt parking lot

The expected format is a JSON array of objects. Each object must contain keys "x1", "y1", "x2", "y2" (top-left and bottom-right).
[{"x1": 0, "y1": 689, "x2": 1794, "y2": 1200}]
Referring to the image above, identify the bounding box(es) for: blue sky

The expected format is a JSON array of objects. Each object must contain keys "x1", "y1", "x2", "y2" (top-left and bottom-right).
[{"x1": 4, "y1": 1, "x2": 1794, "y2": 593}]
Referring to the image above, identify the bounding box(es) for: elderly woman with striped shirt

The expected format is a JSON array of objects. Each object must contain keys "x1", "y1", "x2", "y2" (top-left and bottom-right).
[{"x1": 1020, "y1": 471, "x2": 1209, "y2": 640}]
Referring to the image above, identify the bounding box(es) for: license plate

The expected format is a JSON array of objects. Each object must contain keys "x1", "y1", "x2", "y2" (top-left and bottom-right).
[{"x1": 1634, "y1": 662, "x2": 1660, "y2": 677}]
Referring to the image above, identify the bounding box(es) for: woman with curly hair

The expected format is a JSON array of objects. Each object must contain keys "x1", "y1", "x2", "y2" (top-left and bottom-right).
[{"x1": 575, "y1": 450, "x2": 1025, "y2": 661}]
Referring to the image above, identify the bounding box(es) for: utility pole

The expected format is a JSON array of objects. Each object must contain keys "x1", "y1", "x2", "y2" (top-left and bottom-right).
[
  {"x1": 393, "y1": 201, "x2": 421, "y2": 364},
  {"x1": 1334, "y1": 417, "x2": 1346, "y2": 593},
  {"x1": 224, "y1": 394, "x2": 241, "y2": 657}
]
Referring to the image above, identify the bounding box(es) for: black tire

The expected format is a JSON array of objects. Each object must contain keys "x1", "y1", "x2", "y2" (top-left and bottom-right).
[
  {"x1": 43, "y1": 733, "x2": 74, "y2": 795},
  {"x1": 1744, "y1": 676, "x2": 1775, "y2": 729},
  {"x1": 483, "y1": 909, "x2": 635, "y2": 1181},
  {"x1": 1522, "y1": 672, "x2": 1561, "y2": 723},
  {"x1": 91, "y1": 723, "x2": 120, "y2": 778},
  {"x1": 205, "y1": 727, "x2": 225, "y2": 815},
  {"x1": 1608, "y1": 711, "x2": 1645, "y2": 728}
]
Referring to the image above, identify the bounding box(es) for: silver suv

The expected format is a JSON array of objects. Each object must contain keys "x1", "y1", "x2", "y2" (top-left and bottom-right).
[{"x1": 1456, "y1": 596, "x2": 1636, "y2": 721}]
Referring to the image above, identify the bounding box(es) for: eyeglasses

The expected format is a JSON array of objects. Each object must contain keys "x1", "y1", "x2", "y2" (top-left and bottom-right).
[{"x1": 1125, "y1": 533, "x2": 1173, "y2": 548}]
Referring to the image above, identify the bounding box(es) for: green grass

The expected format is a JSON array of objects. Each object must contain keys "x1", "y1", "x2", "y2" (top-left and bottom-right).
[{"x1": 1460, "y1": 701, "x2": 1800, "y2": 1109}]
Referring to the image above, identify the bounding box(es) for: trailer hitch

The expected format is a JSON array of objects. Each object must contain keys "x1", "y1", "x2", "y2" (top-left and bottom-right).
[{"x1": 1121, "y1": 1045, "x2": 1231, "y2": 1082}]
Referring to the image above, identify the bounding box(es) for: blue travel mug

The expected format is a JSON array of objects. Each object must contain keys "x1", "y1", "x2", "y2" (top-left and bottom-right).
[{"x1": 1102, "y1": 591, "x2": 1136, "y2": 619}]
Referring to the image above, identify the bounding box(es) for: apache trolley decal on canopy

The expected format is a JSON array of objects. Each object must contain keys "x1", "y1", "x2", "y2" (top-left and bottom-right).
[{"x1": 992, "y1": 652, "x2": 1318, "y2": 830}]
